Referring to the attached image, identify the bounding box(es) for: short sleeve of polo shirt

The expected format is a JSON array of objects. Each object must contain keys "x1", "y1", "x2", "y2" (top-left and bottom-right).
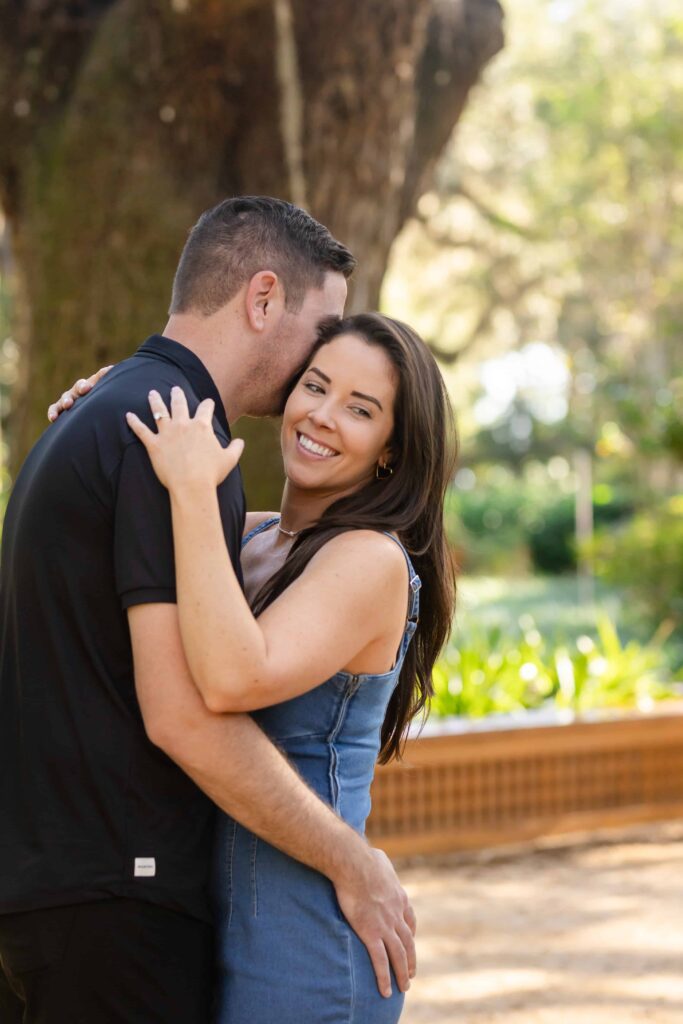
[{"x1": 113, "y1": 439, "x2": 177, "y2": 608}]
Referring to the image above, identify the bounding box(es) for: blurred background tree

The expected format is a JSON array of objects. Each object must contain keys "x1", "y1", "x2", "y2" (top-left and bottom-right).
[
  {"x1": 384, "y1": 0, "x2": 683, "y2": 663},
  {"x1": 386, "y1": 0, "x2": 682, "y2": 477},
  {"x1": 2, "y1": 0, "x2": 681, "y2": 707},
  {"x1": 0, "y1": 0, "x2": 503, "y2": 505}
]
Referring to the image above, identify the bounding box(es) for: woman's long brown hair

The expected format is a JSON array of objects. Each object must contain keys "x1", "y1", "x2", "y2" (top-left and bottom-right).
[{"x1": 252, "y1": 313, "x2": 457, "y2": 762}]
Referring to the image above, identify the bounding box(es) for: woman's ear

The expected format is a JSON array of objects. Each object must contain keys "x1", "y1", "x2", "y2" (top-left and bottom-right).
[
  {"x1": 244, "y1": 270, "x2": 284, "y2": 331},
  {"x1": 378, "y1": 443, "x2": 395, "y2": 470}
]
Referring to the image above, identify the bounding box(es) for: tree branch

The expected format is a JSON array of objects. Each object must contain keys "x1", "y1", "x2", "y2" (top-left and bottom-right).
[
  {"x1": 428, "y1": 269, "x2": 547, "y2": 364},
  {"x1": 454, "y1": 179, "x2": 540, "y2": 240},
  {"x1": 399, "y1": 0, "x2": 505, "y2": 225}
]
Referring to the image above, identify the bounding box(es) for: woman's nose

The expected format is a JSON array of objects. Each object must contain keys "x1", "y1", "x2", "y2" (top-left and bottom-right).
[{"x1": 308, "y1": 403, "x2": 335, "y2": 430}]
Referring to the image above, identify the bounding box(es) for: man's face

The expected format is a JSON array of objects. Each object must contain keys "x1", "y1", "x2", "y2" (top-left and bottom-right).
[{"x1": 250, "y1": 271, "x2": 348, "y2": 416}]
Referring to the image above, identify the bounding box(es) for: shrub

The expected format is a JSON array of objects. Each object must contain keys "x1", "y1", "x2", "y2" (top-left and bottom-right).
[
  {"x1": 527, "y1": 491, "x2": 634, "y2": 574},
  {"x1": 447, "y1": 474, "x2": 634, "y2": 575},
  {"x1": 431, "y1": 614, "x2": 681, "y2": 719},
  {"x1": 585, "y1": 497, "x2": 683, "y2": 632},
  {"x1": 526, "y1": 496, "x2": 576, "y2": 574}
]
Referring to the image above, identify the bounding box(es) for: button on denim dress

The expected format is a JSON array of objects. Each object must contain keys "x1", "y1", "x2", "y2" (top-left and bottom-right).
[{"x1": 211, "y1": 519, "x2": 421, "y2": 1024}]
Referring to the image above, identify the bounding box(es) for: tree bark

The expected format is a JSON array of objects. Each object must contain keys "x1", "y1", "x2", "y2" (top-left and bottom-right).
[{"x1": 1, "y1": 0, "x2": 503, "y2": 506}]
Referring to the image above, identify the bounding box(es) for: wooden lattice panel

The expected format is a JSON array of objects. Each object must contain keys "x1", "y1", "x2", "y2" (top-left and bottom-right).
[{"x1": 367, "y1": 710, "x2": 683, "y2": 856}]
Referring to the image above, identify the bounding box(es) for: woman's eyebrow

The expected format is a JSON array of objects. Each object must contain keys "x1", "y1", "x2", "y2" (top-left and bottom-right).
[
  {"x1": 351, "y1": 390, "x2": 383, "y2": 411},
  {"x1": 308, "y1": 366, "x2": 331, "y2": 384},
  {"x1": 308, "y1": 366, "x2": 383, "y2": 411}
]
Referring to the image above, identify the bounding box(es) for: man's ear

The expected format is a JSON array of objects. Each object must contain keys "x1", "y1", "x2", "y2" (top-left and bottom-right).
[{"x1": 244, "y1": 270, "x2": 284, "y2": 331}]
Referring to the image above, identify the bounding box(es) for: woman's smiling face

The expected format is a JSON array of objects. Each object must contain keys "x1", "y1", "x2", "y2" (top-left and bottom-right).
[{"x1": 281, "y1": 333, "x2": 397, "y2": 495}]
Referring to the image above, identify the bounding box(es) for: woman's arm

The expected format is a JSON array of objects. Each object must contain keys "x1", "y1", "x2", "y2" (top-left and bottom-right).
[
  {"x1": 173, "y1": 492, "x2": 406, "y2": 711},
  {"x1": 126, "y1": 387, "x2": 408, "y2": 713}
]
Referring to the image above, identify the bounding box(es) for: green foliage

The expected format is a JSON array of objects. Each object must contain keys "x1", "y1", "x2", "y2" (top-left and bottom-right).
[
  {"x1": 445, "y1": 477, "x2": 528, "y2": 573},
  {"x1": 586, "y1": 497, "x2": 683, "y2": 630},
  {"x1": 528, "y1": 490, "x2": 634, "y2": 574},
  {"x1": 432, "y1": 613, "x2": 680, "y2": 720},
  {"x1": 447, "y1": 470, "x2": 634, "y2": 575},
  {"x1": 525, "y1": 496, "x2": 576, "y2": 575}
]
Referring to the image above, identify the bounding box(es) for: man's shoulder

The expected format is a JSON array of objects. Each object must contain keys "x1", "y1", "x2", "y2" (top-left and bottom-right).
[
  {"x1": 94, "y1": 357, "x2": 195, "y2": 406},
  {"x1": 98, "y1": 360, "x2": 228, "y2": 435}
]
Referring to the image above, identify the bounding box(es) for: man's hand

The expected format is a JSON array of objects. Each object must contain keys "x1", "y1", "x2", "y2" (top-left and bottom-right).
[{"x1": 334, "y1": 846, "x2": 416, "y2": 998}]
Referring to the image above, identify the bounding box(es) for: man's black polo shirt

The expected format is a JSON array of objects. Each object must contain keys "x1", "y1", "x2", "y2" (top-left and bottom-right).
[{"x1": 0, "y1": 335, "x2": 246, "y2": 922}]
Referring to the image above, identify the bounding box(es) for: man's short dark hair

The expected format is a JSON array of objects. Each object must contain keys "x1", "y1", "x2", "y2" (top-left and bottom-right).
[{"x1": 170, "y1": 196, "x2": 356, "y2": 315}]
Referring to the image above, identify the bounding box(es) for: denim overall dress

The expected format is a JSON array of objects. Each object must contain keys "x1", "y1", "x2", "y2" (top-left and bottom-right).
[{"x1": 211, "y1": 519, "x2": 421, "y2": 1024}]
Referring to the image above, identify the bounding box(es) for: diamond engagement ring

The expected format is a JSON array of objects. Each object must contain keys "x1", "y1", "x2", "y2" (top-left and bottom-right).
[{"x1": 153, "y1": 412, "x2": 169, "y2": 421}]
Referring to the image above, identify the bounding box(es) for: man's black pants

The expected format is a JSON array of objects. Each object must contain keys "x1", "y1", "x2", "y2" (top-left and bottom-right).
[{"x1": 0, "y1": 898, "x2": 214, "y2": 1024}]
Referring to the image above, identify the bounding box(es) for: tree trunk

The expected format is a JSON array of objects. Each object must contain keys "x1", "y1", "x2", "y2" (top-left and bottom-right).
[{"x1": 1, "y1": 0, "x2": 503, "y2": 507}]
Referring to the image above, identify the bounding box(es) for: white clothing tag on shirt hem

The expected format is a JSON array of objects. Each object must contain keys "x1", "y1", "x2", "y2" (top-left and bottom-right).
[{"x1": 134, "y1": 857, "x2": 156, "y2": 878}]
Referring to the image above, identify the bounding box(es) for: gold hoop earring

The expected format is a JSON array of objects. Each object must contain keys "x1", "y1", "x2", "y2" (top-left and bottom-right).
[{"x1": 376, "y1": 461, "x2": 393, "y2": 480}]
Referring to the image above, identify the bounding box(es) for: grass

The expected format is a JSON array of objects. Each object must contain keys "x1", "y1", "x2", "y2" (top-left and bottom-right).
[{"x1": 454, "y1": 575, "x2": 626, "y2": 646}]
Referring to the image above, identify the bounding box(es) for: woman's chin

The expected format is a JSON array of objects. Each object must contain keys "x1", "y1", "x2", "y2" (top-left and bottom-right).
[
  {"x1": 285, "y1": 468, "x2": 333, "y2": 492},
  {"x1": 283, "y1": 452, "x2": 339, "y2": 488}
]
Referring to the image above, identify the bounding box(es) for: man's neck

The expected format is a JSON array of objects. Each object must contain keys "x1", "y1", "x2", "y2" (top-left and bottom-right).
[{"x1": 161, "y1": 313, "x2": 245, "y2": 422}]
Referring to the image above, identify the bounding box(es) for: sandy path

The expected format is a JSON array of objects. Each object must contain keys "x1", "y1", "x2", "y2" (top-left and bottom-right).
[{"x1": 399, "y1": 822, "x2": 683, "y2": 1023}]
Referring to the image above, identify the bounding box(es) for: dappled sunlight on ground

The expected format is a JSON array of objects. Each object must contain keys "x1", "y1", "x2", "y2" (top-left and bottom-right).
[{"x1": 399, "y1": 822, "x2": 683, "y2": 1023}]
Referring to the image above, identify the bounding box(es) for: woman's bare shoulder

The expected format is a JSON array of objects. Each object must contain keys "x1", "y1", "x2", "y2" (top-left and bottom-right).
[
  {"x1": 309, "y1": 529, "x2": 409, "y2": 585},
  {"x1": 243, "y1": 511, "x2": 279, "y2": 538}
]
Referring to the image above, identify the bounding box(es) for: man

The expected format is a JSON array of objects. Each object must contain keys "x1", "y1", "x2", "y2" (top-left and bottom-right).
[{"x1": 0, "y1": 197, "x2": 415, "y2": 1023}]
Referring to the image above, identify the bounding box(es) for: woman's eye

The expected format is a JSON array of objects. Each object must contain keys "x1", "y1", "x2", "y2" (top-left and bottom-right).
[
  {"x1": 304, "y1": 381, "x2": 324, "y2": 394},
  {"x1": 351, "y1": 406, "x2": 371, "y2": 418}
]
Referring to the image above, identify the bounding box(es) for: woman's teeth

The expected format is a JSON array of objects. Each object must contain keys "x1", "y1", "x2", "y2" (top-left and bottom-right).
[{"x1": 297, "y1": 433, "x2": 338, "y2": 458}]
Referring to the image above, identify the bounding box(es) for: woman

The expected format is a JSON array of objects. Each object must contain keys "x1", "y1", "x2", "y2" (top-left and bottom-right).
[{"x1": 52, "y1": 313, "x2": 456, "y2": 1024}]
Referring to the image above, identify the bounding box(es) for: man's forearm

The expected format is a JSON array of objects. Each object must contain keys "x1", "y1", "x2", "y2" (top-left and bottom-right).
[
  {"x1": 130, "y1": 606, "x2": 414, "y2": 997},
  {"x1": 159, "y1": 685, "x2": 416, "y2": 999},
  {"x1": 131, "y1": 603, "x2": 367, "y2": 884},
  {"x1": 165, "y1": 702, "x2": 367, "y2": 884}
]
